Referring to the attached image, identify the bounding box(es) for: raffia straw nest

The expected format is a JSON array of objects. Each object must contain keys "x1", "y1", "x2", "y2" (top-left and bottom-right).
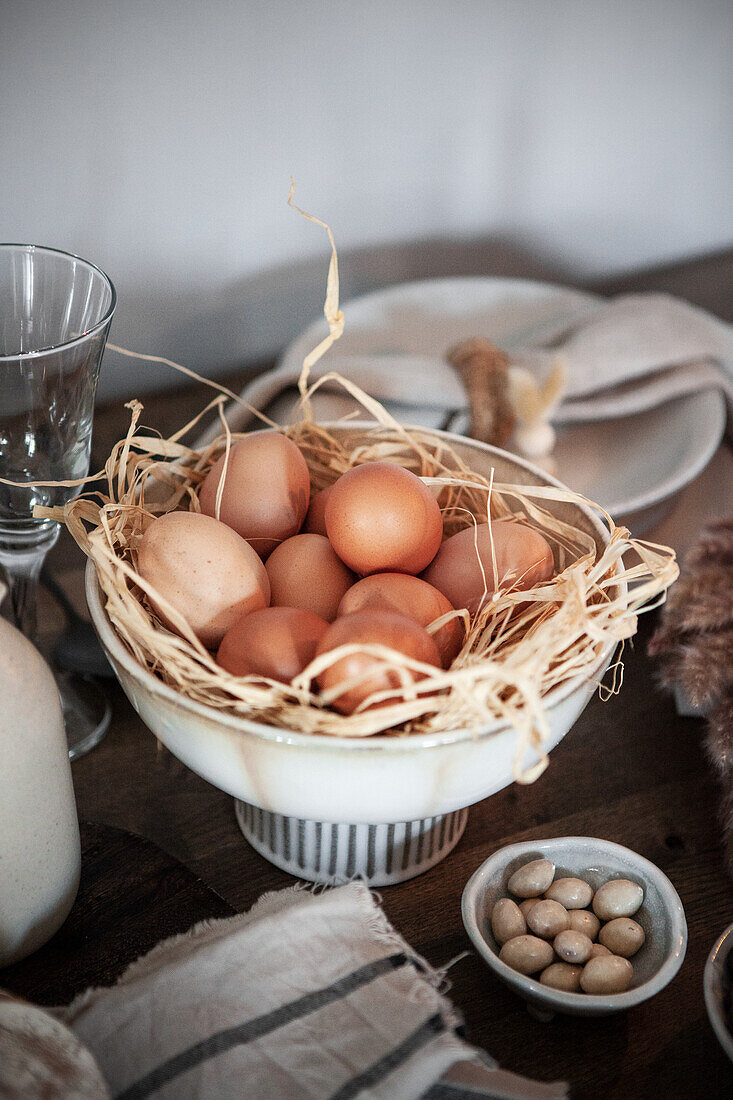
[
  {"x1": 38, "y1": 191, "x2": 677, "y2": 780},
  {"x1": 50, "y1": 374, "x2": 678, "y2": 782}
]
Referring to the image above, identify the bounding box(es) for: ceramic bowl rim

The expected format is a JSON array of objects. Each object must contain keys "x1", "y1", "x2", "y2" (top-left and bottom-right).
[
  {"x1": 85, "y1": 423, "x2": 621, "y2": 754},
  {"x1": 461, "y1": 836, "x2": 688, "y2": 1014},
  {"x1": 703, "y1": 921, "x2": 733, "y2": 1062}
]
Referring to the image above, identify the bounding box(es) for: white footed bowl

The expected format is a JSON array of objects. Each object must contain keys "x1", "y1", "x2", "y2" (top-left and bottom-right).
[{"x1": 86, "y1": 426, "x2": 620, "y2": 884}]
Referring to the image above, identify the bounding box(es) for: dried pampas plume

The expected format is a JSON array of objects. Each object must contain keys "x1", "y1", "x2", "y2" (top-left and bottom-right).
[{"x1": 650, "y1": 516, "x2": 733, "y2": 876}]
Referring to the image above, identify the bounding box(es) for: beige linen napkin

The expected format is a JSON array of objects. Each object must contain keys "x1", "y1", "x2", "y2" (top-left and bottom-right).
[
  {"x1": 59, "y1": 883, "x2": 565, "y2": 1100},
  {"x1": 198, "y1": 292, "x2": 732, "y2": 443}
]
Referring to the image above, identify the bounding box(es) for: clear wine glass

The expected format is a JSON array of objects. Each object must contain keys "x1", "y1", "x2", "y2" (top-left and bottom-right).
[{"x1": 0, "y1": 244, "x2": 116, "y2": 758}]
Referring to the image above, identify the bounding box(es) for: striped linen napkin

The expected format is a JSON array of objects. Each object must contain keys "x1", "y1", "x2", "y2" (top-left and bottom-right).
[{"x1": 60, "y1": 882, "x2": 566, "y2": 1099}]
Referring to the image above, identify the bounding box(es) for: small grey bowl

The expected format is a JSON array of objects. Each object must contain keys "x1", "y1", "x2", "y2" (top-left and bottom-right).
[
  {"x1": 704, "y1": 921, "x2": 733, "y2": 1063},
  {"x1": 462, "y1": 836, "x2": 687, "y2": 1018}
]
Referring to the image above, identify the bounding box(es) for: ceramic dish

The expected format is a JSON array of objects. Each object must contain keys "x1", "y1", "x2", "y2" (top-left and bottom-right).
[
  {"x1": 462, "y1": 836, "x2": 687, "y2": 1018},
  {"x1": 704, "y1": 921, "x2": 733, "y2": 1063},
  {"x1": 85, "y1": 425, "x2": 621, "y2": 887},
  {"x1": 278, "y1": 277, "x2": 727, "y2": 533}
]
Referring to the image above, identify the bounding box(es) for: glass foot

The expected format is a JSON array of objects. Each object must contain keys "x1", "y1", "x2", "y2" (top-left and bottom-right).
[{"x1": 56, "y1": 671, "x2": 111, "y2": 760}]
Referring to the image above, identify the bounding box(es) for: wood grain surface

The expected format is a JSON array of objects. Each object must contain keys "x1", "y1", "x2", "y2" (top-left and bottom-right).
[{"x1": 3, "y1": 251, "x2": 732, "y2": 1098}]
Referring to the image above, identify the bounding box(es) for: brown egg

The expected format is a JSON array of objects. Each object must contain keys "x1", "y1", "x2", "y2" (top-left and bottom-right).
[
  {"x1": 315, "y1": 609, "x2": 440, "y2": 715},
  {"x1": 137, "y1": 511, "x2": 270, "y2": 648},
  {"x1": 198, "y1": 433, "x2": 310, "y2": 558},
  {"x1": 217, "y1": 606, "x2": 329, "y2": 683},
  {"x1": 337, "y1": 573, "x2": 463, "y2": 667},
  {"x1": 303, "y1": 485, "x2": 333, "y2": 536},
  {"x1": 265, "y1": 533, "x2": 355, "y2": 621},
  {"x1": 325, "y1": 462, "x2": 443, "y2": 576},
  {"x1": 421, "y1": 519, "x2": 554, "y2": 615}
]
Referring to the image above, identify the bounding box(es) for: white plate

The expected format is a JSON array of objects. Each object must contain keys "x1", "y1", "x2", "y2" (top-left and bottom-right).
[
  {"x1": 279, "y1": 277, "x2": 726, "y2": 532},
  {"x1": 551, "y1": 388, "x2": 726, "y2": 531}
]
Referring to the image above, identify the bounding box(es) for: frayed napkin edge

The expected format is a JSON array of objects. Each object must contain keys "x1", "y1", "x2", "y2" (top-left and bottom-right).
[{"x1": 58, "y1": 882, "x2": 463, "y2": 1031}]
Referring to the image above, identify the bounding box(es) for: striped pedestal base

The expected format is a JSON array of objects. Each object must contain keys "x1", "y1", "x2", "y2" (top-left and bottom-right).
[{"x1": 234, "y1": 801, "x2": 469, "y2": 886}]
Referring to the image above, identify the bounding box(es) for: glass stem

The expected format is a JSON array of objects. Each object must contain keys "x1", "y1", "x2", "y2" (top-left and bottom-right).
[{"x1": 0, "y1": 546, "x2": 47, "y2": 643}]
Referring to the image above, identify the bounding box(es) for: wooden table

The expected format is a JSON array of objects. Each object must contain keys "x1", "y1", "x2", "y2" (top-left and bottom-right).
[{"x1": 4, "y1": 252, "x2": 733, "y2": 1098}]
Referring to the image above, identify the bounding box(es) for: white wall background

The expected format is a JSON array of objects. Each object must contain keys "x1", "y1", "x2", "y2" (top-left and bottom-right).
[{"x1": 1, "y1": 0, "x2": 731, "y2": 399}]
